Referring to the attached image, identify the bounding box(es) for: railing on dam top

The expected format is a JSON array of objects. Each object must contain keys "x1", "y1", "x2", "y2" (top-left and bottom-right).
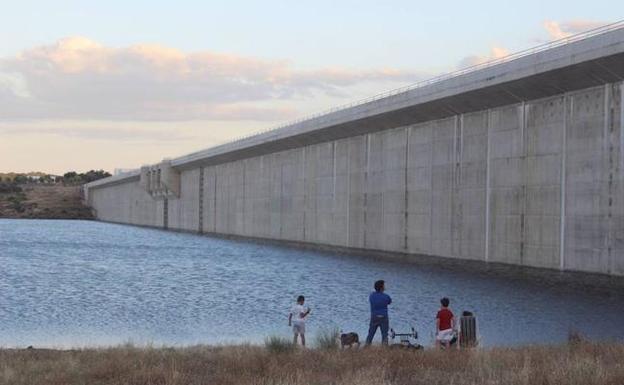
[
  {"x1": 107, "y1": 19, "x2": 623, "y2": 176},
  {"x1": 208, "y1": 19, "x2": 624, "y2": 147}
]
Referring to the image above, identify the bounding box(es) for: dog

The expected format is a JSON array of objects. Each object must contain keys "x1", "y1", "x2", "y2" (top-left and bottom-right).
[{"x1": 340, "y1": 332, "x2": 360, "y2": 349}]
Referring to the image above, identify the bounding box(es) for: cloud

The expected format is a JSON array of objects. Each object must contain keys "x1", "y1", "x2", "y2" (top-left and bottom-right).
[
  {"x1": 457, "y1": 19, "x2": 611, "y2": 70},
  {"x1": 543, "y1": 20, "x2": 608, "y2": 40},
  {"x1": 457, "y1": 46, "x2": 510, "y2": 69},
  {"x1": 0, "y1": 122, "x2": 192, "y2": 142},
  {"x1": 0, "y1": 37, "x2": 426, "y2": 121},
  {"x1": 0, "y1": 72, "x2": 30, "y2": 98}
]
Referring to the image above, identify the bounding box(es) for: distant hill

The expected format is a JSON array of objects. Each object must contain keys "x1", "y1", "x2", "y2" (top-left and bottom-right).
[
  {"x1": 0, "y1": 184, "x2": 93, "y2": 219},
  {"x1": 0, "y1": 170, "x2": 110, "y2": 184},
  {"x1": 0, "y1": 172, "x2": 61, "y2": 181},
  {"x1": 0, "y1": 170, "x2": 108, "y2": 218}
]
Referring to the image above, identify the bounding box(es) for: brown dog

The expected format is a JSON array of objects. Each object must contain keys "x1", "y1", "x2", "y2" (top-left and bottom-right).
[{"x1": 340, "y1": 332, "x2": 360, "y2": 349}]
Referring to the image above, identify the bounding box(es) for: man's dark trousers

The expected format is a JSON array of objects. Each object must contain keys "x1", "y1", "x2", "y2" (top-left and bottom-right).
[{"x1": 365, "y1": 314, "x2": 389, "y2": 345}]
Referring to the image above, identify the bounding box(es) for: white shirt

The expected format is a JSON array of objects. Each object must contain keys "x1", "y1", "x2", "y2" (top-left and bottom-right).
[{"x1": 290, "y1": 304, "x2": 308, "y2": 324}]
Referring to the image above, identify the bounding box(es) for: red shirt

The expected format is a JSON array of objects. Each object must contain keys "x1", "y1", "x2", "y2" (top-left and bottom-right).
[{"x1": 436, "y1": 308, "x2": 454, "y2": 331}]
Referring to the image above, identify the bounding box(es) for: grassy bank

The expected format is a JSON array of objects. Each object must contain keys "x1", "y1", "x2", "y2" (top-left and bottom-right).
[
  {"x1": 1, "y1": 341, "x2": 623, "y2": 385},
  {"x1": 0, "y1": 184, "x2": 93, "y2": 219}
]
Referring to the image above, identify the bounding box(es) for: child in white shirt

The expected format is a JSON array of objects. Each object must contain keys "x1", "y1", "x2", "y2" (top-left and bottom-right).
[{"x1": 288, "y1": 295, "x2": 311, "y2": 346}]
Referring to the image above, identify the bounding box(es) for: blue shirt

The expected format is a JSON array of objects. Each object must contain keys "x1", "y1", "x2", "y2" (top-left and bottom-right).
[{"x1": 369, "y1": 291, "x2": 392, "y2": 317}]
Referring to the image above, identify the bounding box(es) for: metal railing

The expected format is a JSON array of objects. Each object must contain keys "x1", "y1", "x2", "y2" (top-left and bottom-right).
[
  {"x1": 93, "y1": 19, "x2": 623, "y2": 182},
  {"x1": 205, "y1": 19, "x2": 624, "y2": 149}
]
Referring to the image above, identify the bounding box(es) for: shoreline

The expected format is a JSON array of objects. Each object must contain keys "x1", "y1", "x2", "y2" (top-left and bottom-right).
[
  {"x1": 1, "y1": 336, "x2": 618, "y2": 352},
  {"x1": 2, "y1": 340, "x2": 623, "y2": 384}
]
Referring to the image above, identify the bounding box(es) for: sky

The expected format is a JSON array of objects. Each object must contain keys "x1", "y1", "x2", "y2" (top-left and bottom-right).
[{"x1": 0, "y1": 0, "x2": 619, "y2": 174}]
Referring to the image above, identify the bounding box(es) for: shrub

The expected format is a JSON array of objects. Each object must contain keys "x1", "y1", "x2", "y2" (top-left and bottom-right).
[
  {"x1": 7, "y1": 193, "x2": 27, "y2": 212},
  {"x1": 315, "y1": 328, "x2": 340, "y2": 350},
  {"x1": 264, "y1": 336, "x2": 295, "y2": 354},
  {"x1": 568, "y1": 330, "x2": 586, "y2": 345},
  {"x1": 0, "y1": 182, "x2": 22, "y2": 194}
]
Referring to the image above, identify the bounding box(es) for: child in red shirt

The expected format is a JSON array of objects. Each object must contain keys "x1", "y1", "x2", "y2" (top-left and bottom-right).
[{"x1": 436, "y1": 297, "x2": 455, "y2": 348}]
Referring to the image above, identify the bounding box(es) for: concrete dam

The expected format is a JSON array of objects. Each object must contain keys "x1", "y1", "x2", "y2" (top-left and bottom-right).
[{"x1": 85, "y1": 24, "x2": 624, "y2": 276}]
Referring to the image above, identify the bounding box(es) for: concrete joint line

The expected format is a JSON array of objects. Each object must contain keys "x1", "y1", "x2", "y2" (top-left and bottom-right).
[
  {"x1": 163, "y1": 197, "x2": 168, "y2": 229},
  {"x1": 520, "y1": 102, "x2": 527, "y2": 265},
  {"x1": 404, "y1": 127, "x2": 410, "y2": 251},
  {"x1": 485, "y1": 109, "x2": 492, "y2": 263},
  {"x1": 620, "y1": 82, "x2": 624, "y2": 179},
  {"x1": 604, "y1": 84, "x2": 614, "y2": 274},
  {"x1": 559, "y1": 94, "x2": 568, "y2": 271},
  {"x1": 242, "y1": 161, "x2": 246, "y2": 236},
  {"x1": 452, "y1": 115, "x2": 462, "y2": 258},
  {"x1": 364, "y1": 134, "x2": 370, "y2": 248},
  {"x1": 333, "y1": 141, "x2": 337, "y2": 206},
  {"x1": 302, "y1": 146, "x2": 308, "y2": 241},
  {"x1": 280, "y1": 162, "x2": 284, "y2": 238},
  {"x1": 346, "y1": 141, "x2": 351, "y2": 248},
  {"x1": 459, "y1": 114, "x2": 464, "y2": 186},
  {"x1": 380, "y1": 134, "x2": 385, "y2": 250},
  {"x1": 199, "y1": 166, "x2": 205, "y2": 233},
  {"x1": 213, "y1": 167, "x2": 217, "y2": 233},
  {"x1": 429, "y1": 125, "x2": 434, "y2": 254}
]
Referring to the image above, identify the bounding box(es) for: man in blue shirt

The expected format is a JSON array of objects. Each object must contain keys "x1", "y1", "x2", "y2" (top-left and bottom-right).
[{"x1": 365, "y1": 279, "x2": 392, "y2": 346}]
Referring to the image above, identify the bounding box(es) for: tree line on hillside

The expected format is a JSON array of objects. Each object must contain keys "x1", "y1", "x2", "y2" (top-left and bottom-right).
[
  {"x1": 62, "y1": 170, "x2": 112, "y2": 185},
  {"x1": 0, "y1": 170, "x2": 111, "y2": 186}
]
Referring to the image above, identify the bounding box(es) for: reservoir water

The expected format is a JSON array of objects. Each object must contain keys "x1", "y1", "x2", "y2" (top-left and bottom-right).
[{"x1": 1, "y1": 219, "x2": 623, "y2": 348}]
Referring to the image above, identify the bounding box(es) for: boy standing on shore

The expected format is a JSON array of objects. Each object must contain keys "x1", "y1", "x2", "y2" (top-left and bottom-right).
[
  {"x1": 436, "y1": 297, "x2": 455, "y2": 348},
  {"x1": 288, "y1": 295, "x2": 311, "y2": 346}
]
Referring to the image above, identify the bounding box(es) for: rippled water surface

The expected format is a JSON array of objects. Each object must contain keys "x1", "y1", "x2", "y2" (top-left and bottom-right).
[{"x1": 1, "y1": 219, "x2": 623, "y2": 348}]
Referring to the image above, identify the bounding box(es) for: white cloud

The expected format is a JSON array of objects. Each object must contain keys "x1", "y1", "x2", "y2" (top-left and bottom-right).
[
  {"x1": 0, "y1": 122, "x2": 191, "y2": 142},
  {"x1": 543, "y1": 20, "x2": 608, "y2": 40},
  {"x1": 457, "y1": 19, "x2": 611, "y2": 70},
  {"x1": 457, "y1": 46, "x2": 510, "y2": 69},
  {"x1": 0, "y1": 72, "x2": 31, "y2": 98},
  {"x1": 0, "y1": 37, "x2": 427, "y2": 122}
]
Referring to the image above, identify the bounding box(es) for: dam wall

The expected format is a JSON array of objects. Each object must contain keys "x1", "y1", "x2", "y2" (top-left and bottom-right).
[{"x1": 86, "y1": 26, "x2": 624, "y2": 276}]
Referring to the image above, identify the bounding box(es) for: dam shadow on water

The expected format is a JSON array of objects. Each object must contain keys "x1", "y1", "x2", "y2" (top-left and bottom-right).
[{"x1": 1, "y1": 219, "x2": 623, "y2": 348}]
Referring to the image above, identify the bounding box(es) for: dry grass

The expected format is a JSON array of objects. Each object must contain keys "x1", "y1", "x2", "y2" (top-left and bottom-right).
[{"x1": 1, "y1": 342, "x2": 623, "y2": 385}]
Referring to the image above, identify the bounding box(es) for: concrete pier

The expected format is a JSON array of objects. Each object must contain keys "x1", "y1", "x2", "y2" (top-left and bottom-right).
[{"x1": 85, "y1": 25, "x2": 624, "y2": 276}]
